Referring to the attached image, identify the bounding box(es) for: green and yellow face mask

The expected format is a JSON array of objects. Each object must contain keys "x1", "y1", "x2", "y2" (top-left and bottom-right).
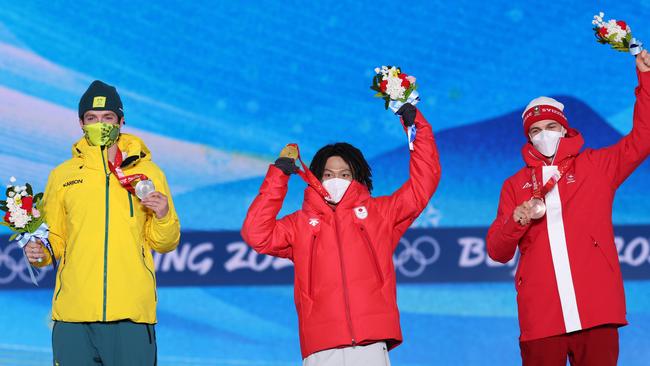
[{"x1": 82, "y1": 122, "x2": 121, "y2": 147}]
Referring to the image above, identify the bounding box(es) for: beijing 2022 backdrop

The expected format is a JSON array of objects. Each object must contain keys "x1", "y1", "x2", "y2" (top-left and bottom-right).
[{"x1": 1, "y1": 1, "x2": 650, "y2": 365}]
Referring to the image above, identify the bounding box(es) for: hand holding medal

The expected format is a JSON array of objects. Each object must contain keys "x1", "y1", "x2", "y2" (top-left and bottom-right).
[
  {"x1": 278, "y1": 143, "x2": 333, "y2": 201},
  {"x1": 141, "y1": 191, "x2": 169, "y2": 219},
  {"x1": 516, "y1": 160, "x2": 574, "y2": 226},
  {"x1": 106, "y1": 148, "x2": 168, "y2": 218}
]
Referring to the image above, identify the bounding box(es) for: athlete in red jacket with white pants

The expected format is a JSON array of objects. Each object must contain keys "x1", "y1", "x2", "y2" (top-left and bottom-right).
[
  {"x1": 241, "y1": 104, "x2": 441, "y2": 365},
  {"x1": 487, "y1": 51, "x2": 650, "y2": 366}
]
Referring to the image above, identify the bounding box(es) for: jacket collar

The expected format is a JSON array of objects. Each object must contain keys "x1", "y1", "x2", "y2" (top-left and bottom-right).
[
  {"x1": 522, "y1": 128, "x2": 584, "y2": 167},
  {"x1": 72, "y1": 133, "x2": 152, "y2": 171},
  {"x1": 302, "y1": 180, "x2": 370, "y2": 216}
]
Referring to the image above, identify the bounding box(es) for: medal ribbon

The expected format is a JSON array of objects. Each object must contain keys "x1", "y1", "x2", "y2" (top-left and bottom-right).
[
  {"x1": 287, "y1": 143, "x2": 332, "y2": 201},
  {"x1": 531, "y1": 157, "x2": 575, "y2": 199},
  {"x1": 107, "y1": 147, "x2": 149, "y2": 195}
]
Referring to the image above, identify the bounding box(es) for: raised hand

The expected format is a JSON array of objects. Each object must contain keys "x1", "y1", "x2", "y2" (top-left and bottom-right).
[{"x1": 637, "y1": 49, "x2": 650, "y2": 73}]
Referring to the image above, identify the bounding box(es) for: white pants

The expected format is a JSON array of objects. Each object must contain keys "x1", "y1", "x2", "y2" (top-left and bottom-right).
[{"x1": 303, "y1": 342, "x2": 391, "y2": 366}]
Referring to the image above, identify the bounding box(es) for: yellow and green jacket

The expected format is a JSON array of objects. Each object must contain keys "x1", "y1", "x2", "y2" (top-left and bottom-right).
[{"x1": 36, "y1": 133, "x2": 180, "y2": 324}]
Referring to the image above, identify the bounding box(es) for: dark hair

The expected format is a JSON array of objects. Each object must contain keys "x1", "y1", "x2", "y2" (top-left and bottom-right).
[{"x1": 309, "y1": 142, "x2": 373, "y2": 192}]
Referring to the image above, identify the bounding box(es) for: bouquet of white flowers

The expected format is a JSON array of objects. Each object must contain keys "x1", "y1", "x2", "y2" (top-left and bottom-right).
[
  {"x1": 592, "y1": 12, "x2": 643, "y2": 56},
  {"x1": 0, "y1": 177, "x2": 56, "y2": 285}
]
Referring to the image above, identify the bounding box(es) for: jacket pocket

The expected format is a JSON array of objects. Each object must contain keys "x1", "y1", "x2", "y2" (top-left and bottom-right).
[
  {"x1": 308, "y1": 235, "x2": 317, "y2": 297},
  {"x1": 54, "y1": 249, "x2": 67, "y2": 301},
  {"x1": 591, "y1": 235, "x2": 615, "y2": 273},
  {"x1": 141, "y1": 245, "x2": 157, "y2": 302},
  {"x1": 358, "y1": 225, "x2": 384, "y2": 284}
]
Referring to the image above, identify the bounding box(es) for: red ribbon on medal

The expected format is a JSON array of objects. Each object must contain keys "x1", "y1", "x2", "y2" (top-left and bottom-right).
[
  {"x1": 531, "y1": 157, "x2": 575, "y2": 199},
  {"x1": 107, "y1": 147, "x2": 149, "y2": 195},
  {"x1": 285, "y1": 143, "x2": 331, "y2": 201}
]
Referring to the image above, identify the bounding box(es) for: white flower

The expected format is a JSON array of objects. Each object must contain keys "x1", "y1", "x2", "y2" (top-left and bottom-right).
[
  {"x1": 8, "y1": 191, "x2": 15, "y2": 198},
  {"x1": 6, "y1": 198, "x2": 16, "y2": 210},
  {"x1": 600, "y1": 12, "x2": 604, "y2": 18},
  {"x1": 20, "y1": 191, "x2": 27, "y2": 197},
  {"x1": 13, "y1": 186, "x2": 19, "y2": 193},
  {"x1": 603, "y1": 19, "x2": 628, "y2": 43},
  {"x1": 9, "y1": 208, "x2": 31, "y2": 228},
  {"x1": 374, "y1": 67, "x2": 381, "y2": 74},
  {"x1": 386, "y1": 76, "x2": 406, "y2": 100},
  {"x1": 9, "y1": 177, "x2": 16, "y2": 183}
]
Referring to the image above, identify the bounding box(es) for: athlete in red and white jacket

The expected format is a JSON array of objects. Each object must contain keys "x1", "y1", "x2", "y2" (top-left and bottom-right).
[
  {"x1": 241, "y1": 104, "x2": 440, "y2": 364},
  {"x1": 487, "y1": 51, "x2": 650, "y2": 366}
]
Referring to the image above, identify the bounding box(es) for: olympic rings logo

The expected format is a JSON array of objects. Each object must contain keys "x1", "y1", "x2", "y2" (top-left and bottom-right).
[
  {"x1": 393, "y1": 236, "x2": 440, "y2": 278},
  {"x1": 0, "y1": 242, "x2": 52, "y2": 285}
]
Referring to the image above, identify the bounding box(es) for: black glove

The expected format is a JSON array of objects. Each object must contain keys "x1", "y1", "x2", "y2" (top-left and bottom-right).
[
  {"x1": 396, "y1": 103, "x2": 417, "y2": 127},
  {"x1": 274, "y1": 157, "x2": 299, "y2": 175}
]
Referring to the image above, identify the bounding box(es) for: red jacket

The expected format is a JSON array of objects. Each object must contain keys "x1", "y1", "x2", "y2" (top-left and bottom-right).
[
  {"x1": 487, "y1": 69, "x2": 650, "y2": 342},
  {"x1": 241, "y1": 110, "x2": 440, "y2": 358}
]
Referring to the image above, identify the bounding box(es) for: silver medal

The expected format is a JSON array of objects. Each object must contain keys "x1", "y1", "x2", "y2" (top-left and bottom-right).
[{"x1": 135, "y1": 180, "x2": 155, "y2": 200}]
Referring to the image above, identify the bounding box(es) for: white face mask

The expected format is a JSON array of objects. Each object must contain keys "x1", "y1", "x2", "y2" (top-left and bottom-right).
[
  {"x1": 530, "y1": 129, "x2": 565, "y2": 157},
  {"x1": 322, "y1": 178, "x2": 351, "y2": 204}
]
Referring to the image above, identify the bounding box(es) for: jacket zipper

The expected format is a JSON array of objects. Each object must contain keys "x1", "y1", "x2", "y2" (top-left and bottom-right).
[
  {"x1": 358, "y1": 225, "x2": 384, "y2": 284},
  {"x1": 100, "y1": 148, "x2": 111, "y2": 321},
  {"x1": 54, "y1": 249, "x2": 67, "y2": 301},
  {"x1": 308, "y1": 235, "x2": 317, "y2": 297},
  {"x1": 128, "y1": 192, "x2": 134, "y2": 217},
  {"x1": 141, "y1": 246, "x2": 157, "y2": 301},
  {"x1": 333, "y1": 216, "x2": 357, "y2": 346}
]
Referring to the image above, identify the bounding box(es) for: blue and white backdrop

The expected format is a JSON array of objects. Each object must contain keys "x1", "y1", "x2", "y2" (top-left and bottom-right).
[{"x1": 1, "y1": 1, "x2": 650, "y2": 365}]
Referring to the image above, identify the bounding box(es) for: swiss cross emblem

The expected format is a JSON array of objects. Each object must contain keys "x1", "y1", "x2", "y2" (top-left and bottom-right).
[
  {"x1": 533, "y1": 106, "x2": 541, "y2": 116},
  {"x1": 309, "y1": 218, "x2": 320, "y2": 227}
]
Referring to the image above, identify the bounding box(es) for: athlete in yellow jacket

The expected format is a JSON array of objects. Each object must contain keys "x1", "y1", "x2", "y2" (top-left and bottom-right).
[{"x1": 25, "y1": 80, "x2": 180, "y2": 366}]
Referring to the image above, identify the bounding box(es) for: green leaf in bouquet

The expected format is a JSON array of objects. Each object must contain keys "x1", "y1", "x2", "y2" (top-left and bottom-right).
[
  {"x1": 26, "y1": 183, "x2": 33, "y2": 196},
  {"x1": 5, "y1": 187, "x2": 12, "y2": 197},
  {"x1": 374, "y1": 92, "x2": 385, "y2": 98},
  {"x1": 9, "y1": 233, "x2": 17, "y2": 242},
  {"x1": 25, "y1": 218, "x2": 42, "y2": 234},
  {"x1": 384, "y1": 99, "x2": 390, "y2": 110},
  {"x1": 0, "y1": 221, "x2": 9, "y2": 228},
  {"x1": 372, "y1": 74, "x2": 382, "y2": 86},
  {"x1": 625, "y1": 33, "x2": 632, "y2": 43},
  {"x1": 33, "y1": 192, "x2": 43, "y2": 204}
]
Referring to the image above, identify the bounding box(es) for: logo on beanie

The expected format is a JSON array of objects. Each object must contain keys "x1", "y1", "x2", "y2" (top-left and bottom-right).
[
  {"x1": 533, "y1": 106, "x2": 541, "y2": 116},
  {"x1": 93, "y1": 96, "x2": 107, "y2": 108}
]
